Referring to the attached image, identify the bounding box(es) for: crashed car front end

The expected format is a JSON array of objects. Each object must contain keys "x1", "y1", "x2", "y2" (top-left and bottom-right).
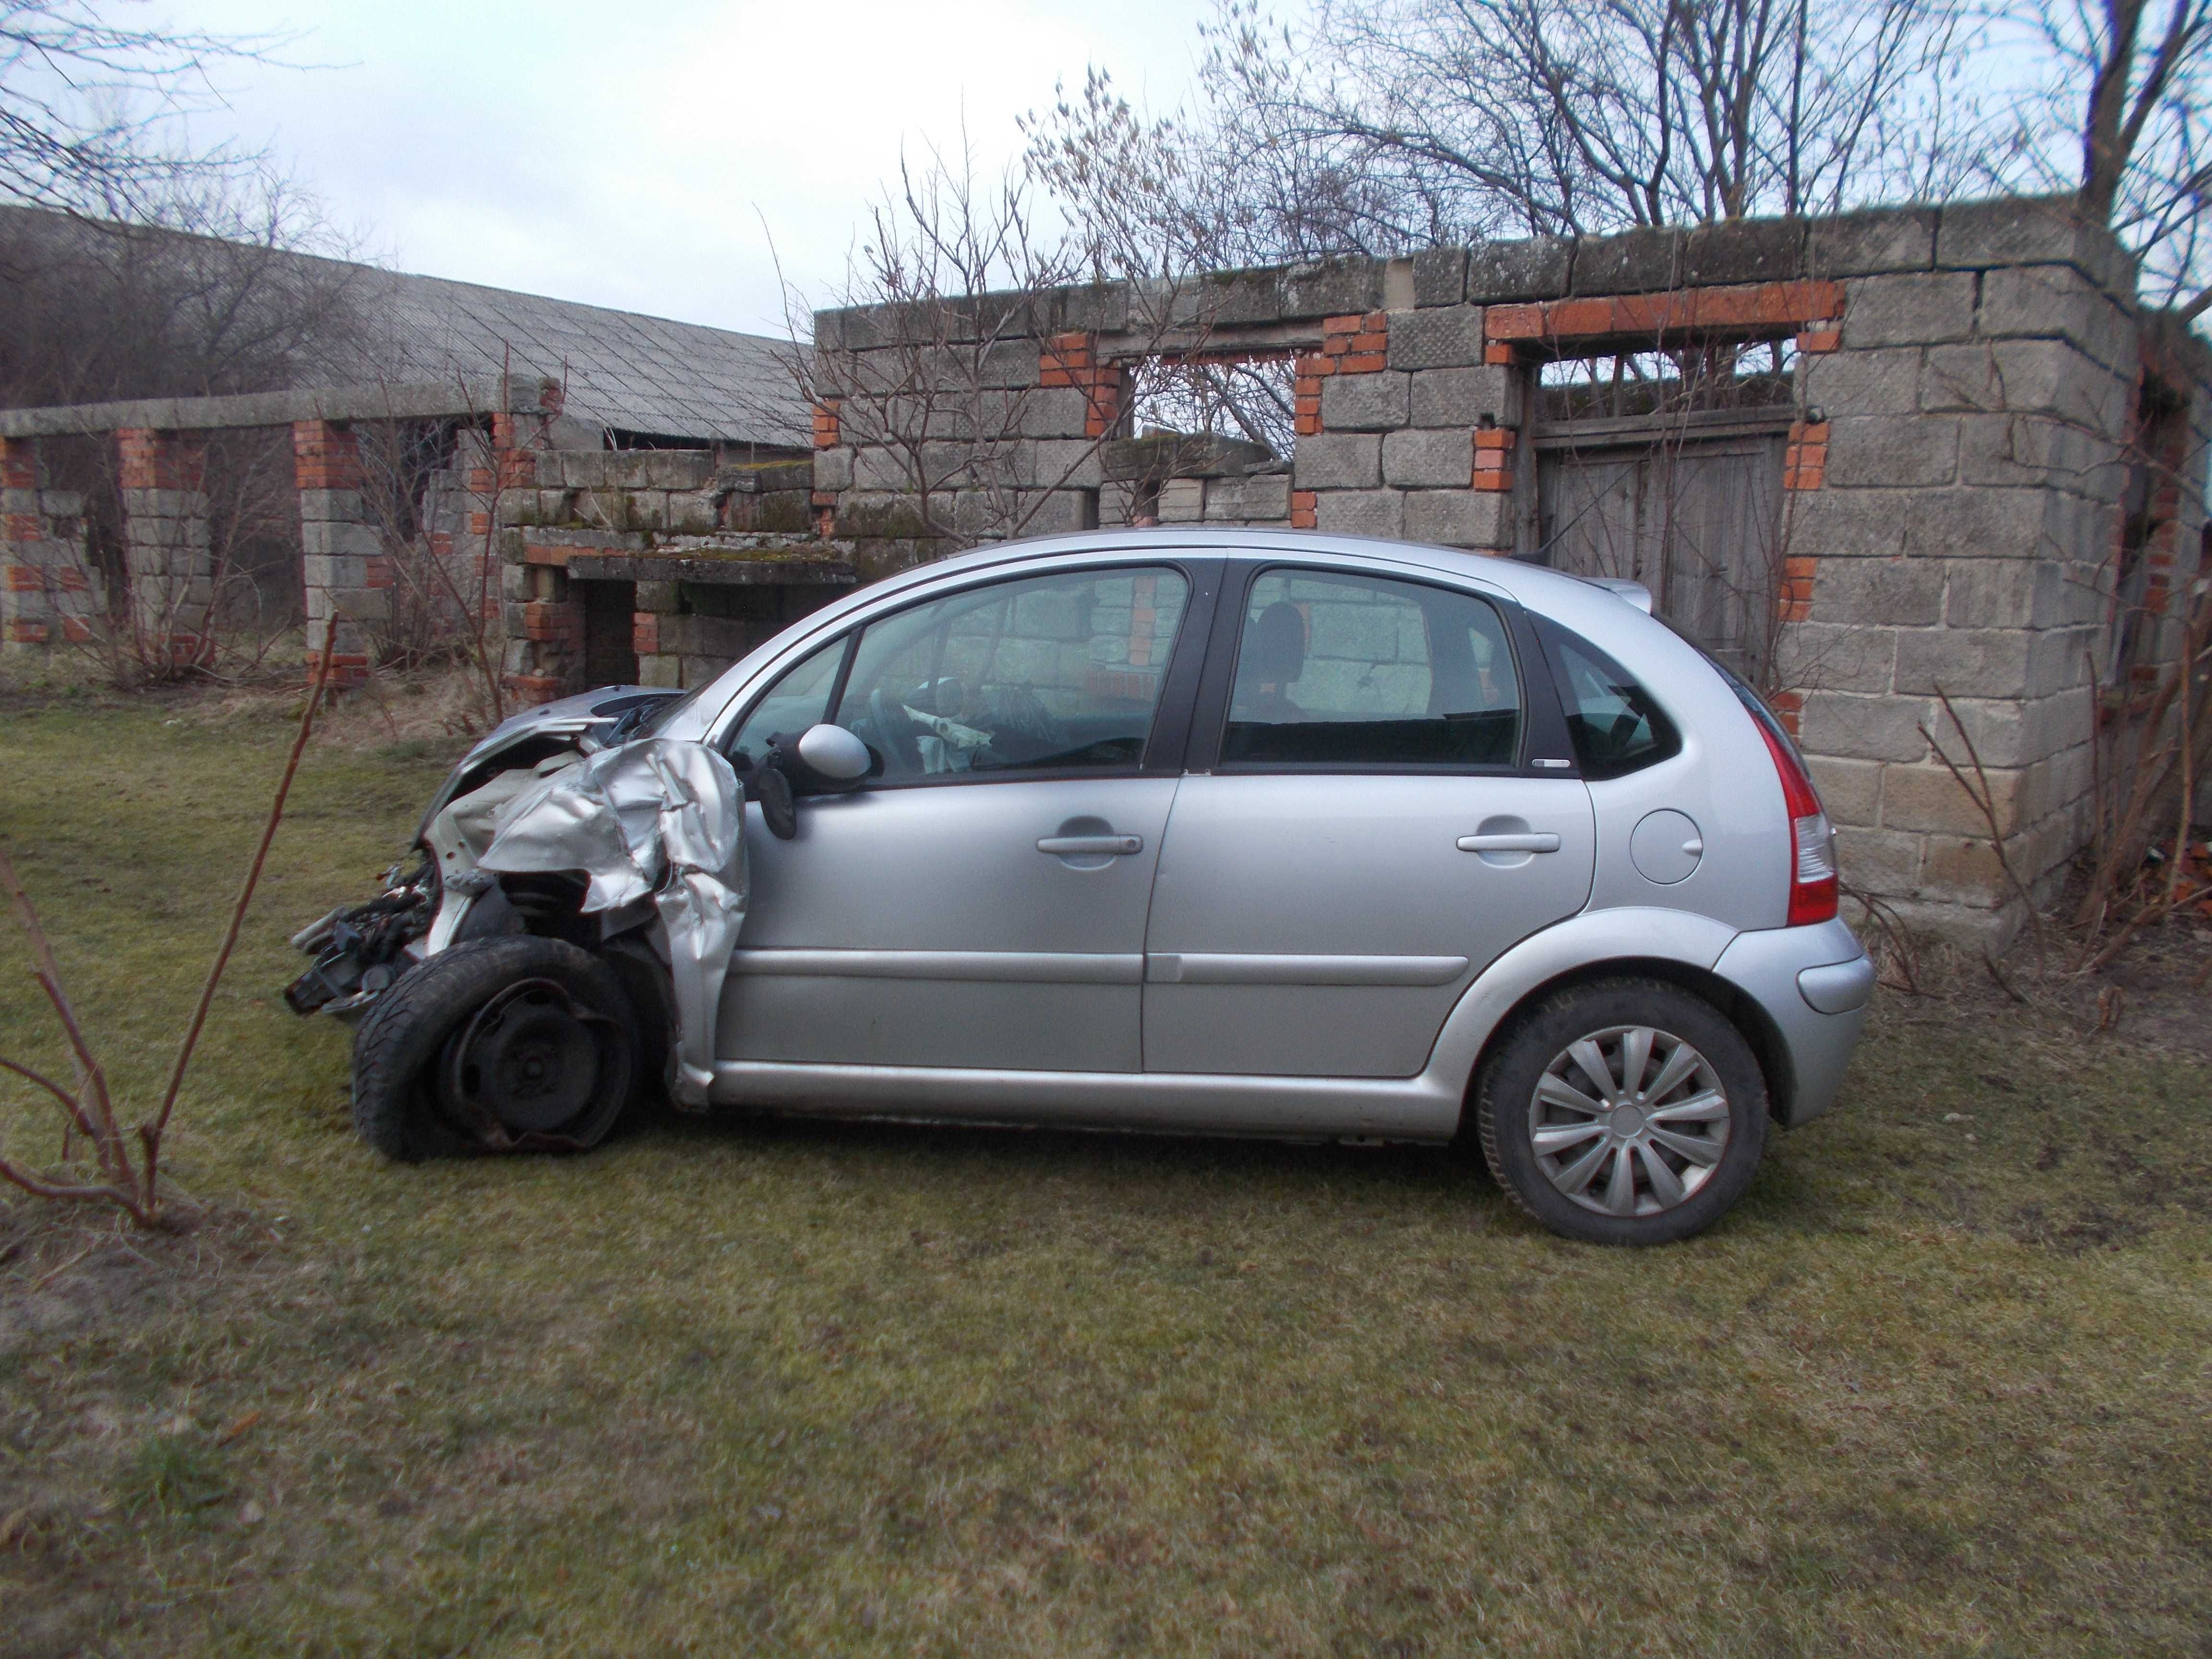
[{"x1": 284, "y1": 685, "x2": 760, "y2": 1111}]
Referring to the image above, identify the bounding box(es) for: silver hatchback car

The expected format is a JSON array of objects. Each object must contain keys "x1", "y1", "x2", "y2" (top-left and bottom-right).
[{"x1": 290, "y1": 529, "x2": 1873, "y2": 1245}]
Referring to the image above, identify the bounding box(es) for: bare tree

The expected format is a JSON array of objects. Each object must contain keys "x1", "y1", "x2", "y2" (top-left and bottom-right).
[
  {"x1": 1980, "y1": 0, "x2": 2212, "y2": 319},
  {"x1": 1028, "y1": 0, "x2": 1985, "y2": 271},
  {"x1": 792, "y1": 139, "x2": 1246, "y2": 551},
  {"x1": 0, "y1": 0, "x2": 286, "y2": 212}
]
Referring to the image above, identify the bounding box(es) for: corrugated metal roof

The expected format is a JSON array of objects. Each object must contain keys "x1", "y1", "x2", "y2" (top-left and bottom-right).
[
  {"x1": 0, "y1": 204, "x2": 809, "y2": 446},
  {"x1": 351, "y1": 266, "x2": 809, "y2": 447}
]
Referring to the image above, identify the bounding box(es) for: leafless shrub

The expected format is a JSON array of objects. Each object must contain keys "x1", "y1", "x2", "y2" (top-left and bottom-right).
[{"x1": 0, "y1": 638, "x2": 337, "y2": 1228}]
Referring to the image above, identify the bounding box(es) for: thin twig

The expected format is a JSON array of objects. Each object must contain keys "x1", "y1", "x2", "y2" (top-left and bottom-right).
[
  {"x1": 144, "y1": 633, "x2": 339, "y2": 1203},
  {"x1": 1922, "y1": 685, "x2": 2047, "y2": 975}
]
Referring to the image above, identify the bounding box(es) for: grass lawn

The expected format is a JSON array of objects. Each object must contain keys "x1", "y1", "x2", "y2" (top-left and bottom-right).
[{"x1": 1, "y1": 690, "x2": 2209, "y2": 1657}]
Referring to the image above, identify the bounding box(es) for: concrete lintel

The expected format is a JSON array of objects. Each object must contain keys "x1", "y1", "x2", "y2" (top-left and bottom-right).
[
  {"x1": 567, "y1": 552, "x2": 858, "y2": 587},
  {"x1": 0, "y1": 376, "x2": 547, "y2": 439}
]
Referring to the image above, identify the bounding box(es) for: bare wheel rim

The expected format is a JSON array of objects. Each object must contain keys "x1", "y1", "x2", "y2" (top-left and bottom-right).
[{"x1": 1527, "y1": 1024, "x2": 1731, "y2": 1218}]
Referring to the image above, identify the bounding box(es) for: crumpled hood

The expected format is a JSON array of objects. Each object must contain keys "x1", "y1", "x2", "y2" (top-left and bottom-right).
[{"x1": 416, "y1": 685, "x2": 678, "y2": 843}]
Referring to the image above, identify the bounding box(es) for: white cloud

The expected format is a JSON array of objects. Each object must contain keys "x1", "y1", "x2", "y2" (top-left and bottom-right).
[{"x1": 157, "y1": 0, "x2": 1208, "y2": 336}]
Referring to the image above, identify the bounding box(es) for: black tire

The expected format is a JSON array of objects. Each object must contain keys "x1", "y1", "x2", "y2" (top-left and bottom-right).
[
  {"x1": 351, "y1": 936, "x2": 636, "y2": 1162},
  {"x1": 1474, "y1": 977, "x2": 1768, "y2": 1245}
]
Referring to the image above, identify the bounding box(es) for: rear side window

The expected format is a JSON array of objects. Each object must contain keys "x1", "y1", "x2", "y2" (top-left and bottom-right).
[
  {"x1": 1541, "y1": 624, "x2": 1680, "y2": 780},
  {"x1": 1220, "y1": 568, "x2": 1522, "y2": 769}
]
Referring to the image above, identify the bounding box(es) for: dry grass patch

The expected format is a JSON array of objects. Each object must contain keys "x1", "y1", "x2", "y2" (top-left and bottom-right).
[{"x1": 0, "y1": 693, "x2": 2208, "y2": 1657}]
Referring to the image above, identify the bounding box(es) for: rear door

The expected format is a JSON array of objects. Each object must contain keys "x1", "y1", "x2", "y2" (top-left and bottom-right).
[
  {"x1": 1142, "y1": 563, "x2": 1595, "y2": 1078},
  {"x1": 719, "y1": 558, "x2": 1218, "y2": 1072}
]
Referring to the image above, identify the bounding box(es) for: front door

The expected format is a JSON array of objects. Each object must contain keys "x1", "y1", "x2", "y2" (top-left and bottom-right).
[
  {"x1": 719, "y1": 560, "x2": 1212, "y2": 1072},
  {"x1": 1143, "y1": 565, "x2": 1595, "y2": 1078}
]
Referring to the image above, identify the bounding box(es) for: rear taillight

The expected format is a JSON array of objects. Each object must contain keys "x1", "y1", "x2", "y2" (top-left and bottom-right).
[{"x1": 1753, "y1": 721, "x2": 1838, "y2": 926}]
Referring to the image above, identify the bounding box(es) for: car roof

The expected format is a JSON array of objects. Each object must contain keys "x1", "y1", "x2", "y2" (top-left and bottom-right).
[{"x1": 862, "y1": 527, "x2": 1627, "y2": 616}]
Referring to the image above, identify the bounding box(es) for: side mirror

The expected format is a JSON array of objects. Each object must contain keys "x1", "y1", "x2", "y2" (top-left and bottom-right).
[{"x1": 794, "y1": 722, "x2": 873, "y2": 784}]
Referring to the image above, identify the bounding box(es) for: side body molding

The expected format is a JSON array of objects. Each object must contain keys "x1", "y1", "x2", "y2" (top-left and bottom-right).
[{"x1": 712, "y1": 908, "x2": 1746, "y2": 1144}]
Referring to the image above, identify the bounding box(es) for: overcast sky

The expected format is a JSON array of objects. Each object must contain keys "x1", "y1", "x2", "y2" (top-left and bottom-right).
[{"x1": 155, "y1": 0, "x2": 1211, "y2": 338}]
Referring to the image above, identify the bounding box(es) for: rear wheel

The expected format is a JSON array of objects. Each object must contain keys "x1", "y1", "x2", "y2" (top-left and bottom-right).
[
  {"x1": 1475, "y1": 977, "x2": 1767, "y2": 1245},
  {"x1": 351, "y1": 936, "x2": 636, "y2": 1162}
]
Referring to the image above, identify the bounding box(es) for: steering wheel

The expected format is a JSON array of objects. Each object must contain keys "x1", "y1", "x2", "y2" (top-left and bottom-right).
[{"x1": 869, "y1": 686, "x2": 926, "y2": 774}]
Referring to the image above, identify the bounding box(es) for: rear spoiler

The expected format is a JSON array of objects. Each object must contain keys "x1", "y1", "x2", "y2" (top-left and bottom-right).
[{"x1": 1580, "y1": 577, "x2": 1654, "y2": 613}]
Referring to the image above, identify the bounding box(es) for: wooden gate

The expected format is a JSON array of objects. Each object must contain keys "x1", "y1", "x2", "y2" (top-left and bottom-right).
[{"x1": 1529, "y1": 411, "x2": 1791, "y2": 686}]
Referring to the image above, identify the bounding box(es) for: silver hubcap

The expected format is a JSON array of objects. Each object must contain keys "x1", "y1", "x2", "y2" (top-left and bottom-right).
[{"x1": 1527, "y1": 1025, "x2": 1731, "y2": 1217}]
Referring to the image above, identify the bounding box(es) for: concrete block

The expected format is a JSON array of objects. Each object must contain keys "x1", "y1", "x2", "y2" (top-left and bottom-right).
[
  {"x1": 638, "y1": 452, "x2": 710, "y2": 490},
  {"x1": 1382, "y1": 428, "x2": 1474, "y2": 488},
  {"x1": 1405, "y1": 489, "x2": 1512, "y2": 549},
  {"x1": 1282, "y1": 257, "x2": 1386, "y2": 319},
  {"x1": 1387, "y1": 307, "x2": 1486, "y2": 370},
  {"x1": 1800, "y1": 348, "x2": 1922, "y2": 416},
  {"x1": 1465, "y1": 236, "x2": 1572, "y2": 303},
  {"x1": 1098, "y1": 480, "x2": 1145, "y2": 527},
  {"x1": 1916, "y1": 835, "x2": 2011, "y2": 903},
  {"x1": 667, "y1": 493, "x2": 720, "y2": 535},
  {"x1": 978, "y1": 339, "x2": 1043, "y2": 390},
  {"x1": 1410, "y1": 365, "x2": 1516, "y2": 428},
  {"x1": 1293, "y1": 433, "x2": 1382, "y2": 491},
  {"x1": 1824, "y1": 415, "x2": 1960, "y2": 488},
  {"x1": 1894, "y1": 626, "x2": 2034, "y2": 697},
  {"x1": 1840, "y1": 273, "x2": 1977, "y2": 349},
  {"x1": 1881, "y1": 759, "x2": 2022, "y2": 836},
  {"x1": 297, "y1": 489, "x2": 365, "y2": 522},
  {"x1": 301, "y1": 520, "x2": 384, "y2": 560},
  {"x1": 1957, "y1": 413, "x2": 2122, "y2": 493},
  {"x1": 1906, "y1": 488, "x2": 2052, "y2": 560},
  {"x1": 36, "y1": 491, "x2": 83, "y2": 518},
  {"x1": 1183, "y1": 267, "x2": 1287, "y2": 327},
  {"x1": 1935, "y1": 687, "x2": 2092, "y2": 769},
  {"x1": 1805, "y1": 206, "x2": 1937, "y2": 276},
  {"x1": 851, "y1": 448, "x2": 921, "y2": 494},
  {"x1": 1570, "y1": 227, "x2": 1680, "y2": 294},
  {"x1": 1412, "y1": 247, "x2": 1467, "y2": 307},
  {"x1": 1205, "y1": 473, "x2": 1292, "y2": 521},
  {"x1": 1775, "y1": 621, "x2": 1900, "y2": 693},
  {"x1": 1978, "y1": 265, "x2": 2136, "y2": 370},
  {"x1": 1033, "y1": 440, "x2": 1106, "y2": 490},
  {"x1": 1782, "y1": 489, "x2": 1913, "y2": 559},
  {"x1": 1936, "y1": 195, "x2": 2132, "y2": 288},
  {"x1": 1805, "y1": 755, "x2": 1883, "y2": 827},
  {"x1": 812, "y1": 446, "x2": 854, "y2": 492},
  {"x1": 1320, "y1": 371, "x2": 1412, "y2": 431},
  {"x1": 1015, "y1": 387, "x2": 1094, "y2": 439},
  {"x1": 1680, "y1": 216, "x2": 1806, "y2": 287},
  {"x1": 328, "y1": 587, "x2": 391, "y2": 624},
  {"x1": 1017, "y1": 490, "x2": 1098, "y2": 536},
  {"x1": 1799, "y1": 690, "x2": 1932, "y2": 762},
  {"x1": 1807, "y1": 559, "x2": 1943, "y2": 626},
  {"x1": 1157, "y1": 479, "x2": 1205, "y2": 523},
  {"x1": 1313, "y1": 489, "x2": 1406, "y2": 539},
  {"x1": 1833, "y1": 825, "x2": 1926, "y2": 891},
  {"x1": 1922, "y1": 340, "x2": 2129, "y2": 431},
  {"x1": 1941, "y1": 557, "x2": 2068, "y2": 629}
]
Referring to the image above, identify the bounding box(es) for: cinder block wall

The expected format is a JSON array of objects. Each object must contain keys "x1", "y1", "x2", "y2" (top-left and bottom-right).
[{"x1": 811, "y1": 197, "x2": 2212, "y2": 943}]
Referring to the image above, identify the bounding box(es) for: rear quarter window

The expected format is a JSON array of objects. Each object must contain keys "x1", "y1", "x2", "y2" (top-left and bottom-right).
[{"x1": 1538, "y1": 622, "x2": 1681, "y2": 780}]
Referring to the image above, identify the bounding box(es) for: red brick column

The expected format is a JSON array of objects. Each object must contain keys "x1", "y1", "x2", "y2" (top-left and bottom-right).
[
  {"x1": 292, "y1": 420, "x2": 381, "y2": 685},
  {"x1": 117, "y1": 428, "x2": 213, "y2": 666}
]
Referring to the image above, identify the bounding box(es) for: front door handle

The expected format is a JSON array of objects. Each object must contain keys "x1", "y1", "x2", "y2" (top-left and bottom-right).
[
  {"x1": 1037, "y1": 834, "x2": 1143, "y2": 856},
  {"x1": 1457, "y1": 832, "x2": 1561, "y2": 854}
]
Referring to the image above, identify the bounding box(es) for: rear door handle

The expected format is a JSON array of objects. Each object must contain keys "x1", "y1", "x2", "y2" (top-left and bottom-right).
[
  {"x1": 1456, "y1": 832, "x2": 1561, "y2": 854},
  {"x1": 1037, "y1": 834, "x2": 1144, "y2": 856}
]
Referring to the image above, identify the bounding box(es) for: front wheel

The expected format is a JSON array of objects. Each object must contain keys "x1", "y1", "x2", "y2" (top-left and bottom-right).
[
  {"x1": 1474, "y1": 978, "x2": 1768, "y2": 1245},
  {"x1": 351, "y1": 936, "x2": 636, "y2": 1161}
]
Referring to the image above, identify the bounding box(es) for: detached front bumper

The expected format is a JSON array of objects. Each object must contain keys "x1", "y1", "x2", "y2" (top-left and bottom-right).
[{"x1": 1713, "y1": 916, "x2": 1874, "y2": 1129}]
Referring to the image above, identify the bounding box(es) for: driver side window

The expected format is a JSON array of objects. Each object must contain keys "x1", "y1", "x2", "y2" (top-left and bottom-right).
[{"x1": 831, "y1": 566, "x2": 1191, "y2": 782}]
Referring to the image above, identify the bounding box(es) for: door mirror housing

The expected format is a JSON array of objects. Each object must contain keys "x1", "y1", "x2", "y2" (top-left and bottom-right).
[{"x1": 794, "y1": 722, "x2": 874, "y2": 784}]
